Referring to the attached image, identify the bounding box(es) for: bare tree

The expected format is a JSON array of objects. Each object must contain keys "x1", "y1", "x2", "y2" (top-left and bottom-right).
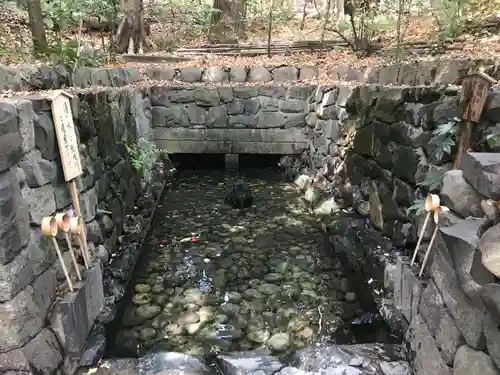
[
  {"x1": 210, "y1": 0, "x2": 247, "y2": 42},
  {"x1": 115, "y1": 0, "x2": 155, "y2": 54},
  {"x1": 26, "y1": 0, "x2": 48, "y2": 54}
]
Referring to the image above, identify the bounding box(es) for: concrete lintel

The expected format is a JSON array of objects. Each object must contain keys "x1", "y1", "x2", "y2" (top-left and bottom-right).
[
  {"x1": 155, "y1": 139, "x2": 307, "y2": 154},
  {"x1": 153, "y1": 128, "x2": 307, "y2": 143}
]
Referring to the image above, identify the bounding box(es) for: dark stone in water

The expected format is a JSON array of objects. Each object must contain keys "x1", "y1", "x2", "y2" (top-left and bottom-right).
[
  {"x1": 277, "y1": 155, "x2": 306, "y2": 182},
  {"x1": 351, "y1": 312, "x2": 379, "y2": 325},
  {"x1": 224, "y1": 181, "x2": 253, "y2": 209}
]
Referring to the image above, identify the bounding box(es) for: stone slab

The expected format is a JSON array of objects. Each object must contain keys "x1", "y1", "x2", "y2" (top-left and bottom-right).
[
  {"x1": 155, "y1": 139, "x2": 232, "y2": 153},
  {"x1": 394, "y1": 255, "x2": 410, "y2": 313},
  {"x1": 406, "y1": 314, "x2": 452, "y2": 375},
  {"x1": 0, "y1": 286, "x2": 44, "y2": 352},
  {"x1": 0, "y1": 328, "x2": 63, "y2": 373},
  {"x1": 435, "y1": 308, "x2": 464, "y2": 365},
  {"x1": 384, "y1": 263, "x2": 396, "y2": 291},
  {"x1": 418, "y1": 280, "x2": 445, "y2": 336},
  {"x1": 461, "y1": 152, "x2": 500, "y2": 199},
  {"x1": 155, "y1": 139, "x2": 306, "y2": 154},
  {"x1": 0, "y1": 169, "x2": 30, "y2": 265},
  {"x1": 479, "y1": 223, "x2": 500, "y2": 280},
  {"x1": 440, "y1": 219, "x2": 492, "y2": 278},
  {"x1": 231, "y1": 141, "x2": 306, "y2": 154},
  {"x1": 154, "y1": 128, "x2": 307, "y2": 142},
  {"x1": 401, "y1": 264, "x2": 424, "y2": 323},
  {"x1": 430, "y1": 248, "x2": 486, "y2": 350},
  {"x1": 50, "y1": 262, "x2": 104, "y2": 354},
  {"x1": 453, "y1": 344, "x2": 500, "y2": 375}
]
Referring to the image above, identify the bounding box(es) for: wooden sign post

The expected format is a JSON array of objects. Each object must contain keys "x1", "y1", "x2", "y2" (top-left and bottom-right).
[
  {"x1": 454, "y1": 68, "x2": 497, "y2": 169},
  {"x1": 48, "y1": 90, "x2": 91, "y2": 267}
]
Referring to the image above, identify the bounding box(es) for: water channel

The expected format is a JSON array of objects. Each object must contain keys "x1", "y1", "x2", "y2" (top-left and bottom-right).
[{"x1": 109, "y1": 155, "x2": 391, "y2": 359}]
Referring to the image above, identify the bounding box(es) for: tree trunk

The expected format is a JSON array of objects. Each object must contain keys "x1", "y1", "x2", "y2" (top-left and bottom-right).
[
  {"x1": 115, "y1": 0, "x2": 155, "y2": 54},
  {"x1": 26, "y1": 0, "x2": 48, "y2": 54},
  {"x1": 210, "y1": 0, "x2": 246, "y2": 43}
]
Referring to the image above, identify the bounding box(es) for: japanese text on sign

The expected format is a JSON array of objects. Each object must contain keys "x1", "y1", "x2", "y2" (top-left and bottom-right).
[{"x1": 50, "y1": 92, "x2": 83, "y2": 181}]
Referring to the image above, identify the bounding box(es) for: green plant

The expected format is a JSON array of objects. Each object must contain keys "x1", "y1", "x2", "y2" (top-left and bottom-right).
[
  {"x1": 429, "y1": 0, "x2": 468, "y2": 40},
  {"x1": 46, "y1": 39, "x2": 106, "y2": 67},
  {"x1": 428, "y1": 119, "x2": 460, "y2": 162},
  {"x1": 407, "y1": 198, "x2": 426, "y2": 216},
  {"x1": 418, "y1": 168, "x2": 445, "y2": 191},
  {"x1": 486, "y1": 132, "x2": 500, "y2": 148},
  {"x1": 125, "y1": 138, "x2": 166, "y2": 188}
]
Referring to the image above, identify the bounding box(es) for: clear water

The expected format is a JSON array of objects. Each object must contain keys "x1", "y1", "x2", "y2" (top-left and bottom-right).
[{"x1": 111, "y1": 168, "x2": 383, "y2": 358}]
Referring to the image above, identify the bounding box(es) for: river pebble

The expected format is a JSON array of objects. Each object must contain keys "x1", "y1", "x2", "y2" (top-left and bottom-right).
[{"x1": 112, "y1": 169, "x2": 362, "y2": 356}]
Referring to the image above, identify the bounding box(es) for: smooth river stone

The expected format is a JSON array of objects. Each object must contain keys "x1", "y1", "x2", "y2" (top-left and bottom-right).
[
  {"x1": 136, "y1": 304, "x2": 161, "y2": 319},
  {"x1": 178, "y1": 311, "x2": 200, "y2": 326},
  {"x1": 264, "y1": 273, "x2": 284, "y2": 282},
  {"x1": 221, "y1": 302, "x2": 241, "y2": 315},
  {"x1": 135, "y1": 284, "x2": 152, "y2": 293},
  {"x1": 258, "y1": 283, "x2": 281, "y2": 295},
  {"x1": 132, "y1": 293, "x2": 152, "y2": 305},
  {"x1": 198, "y1": 306, "x2": 216, "y2": 323},
  {"x1": 243, "y1": 288, "x2": 264, "y2": 300},
  {"x1": 267, "y1": 332, "x2": 291, "y2": 351},
  {"x1": 247, "y1": 329, "x2": 271, "y2": 343}
]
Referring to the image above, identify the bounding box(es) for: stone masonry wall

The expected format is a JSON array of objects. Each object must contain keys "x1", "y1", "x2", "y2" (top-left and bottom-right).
[
  {"x1": 1, "y1": 59, "x2": 500, "y2": 375},
  {"x1": 0, "y1": 86, "x2": 154, "y2": 375},
  {"x1": 303, "y1": 82, "x2": 500, "y2": 375},
  {"x1": 150, "y1": 85, "x2": 315, "y2": 130},
  {"x1": 0, "y1": 57, "x2": 499, "y2": 92}
]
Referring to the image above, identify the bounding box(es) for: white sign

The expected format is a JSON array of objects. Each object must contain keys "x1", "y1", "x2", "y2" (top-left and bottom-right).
[{"x1": 49, "y1": 90, "x2": 83, "y2": 181}]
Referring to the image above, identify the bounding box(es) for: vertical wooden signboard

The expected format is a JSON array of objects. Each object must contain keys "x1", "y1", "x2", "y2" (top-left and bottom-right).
[
  {"x1": 454, "y1": 69, "x2": 497, "y2": 169},
  {"x1": 48, "y1": 90, "x2": 91, "y2": 266}
]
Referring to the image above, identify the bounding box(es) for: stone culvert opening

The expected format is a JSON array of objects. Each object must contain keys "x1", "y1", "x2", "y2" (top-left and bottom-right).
[{"x1": 170, "y1": 153, "x2": 283, "y2": 170}]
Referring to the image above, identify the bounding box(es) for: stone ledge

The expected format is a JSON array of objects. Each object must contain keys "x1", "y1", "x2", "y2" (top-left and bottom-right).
[
  {"x1": 154, "y1": 128, "x2": 308, "y2": 154},
  {"x1": 49, "y1": 262, "x2": 104, "y2": 355},
  {"x1": 155, "y1": 139, "x2": 307, "y2": 154},
  {"x1": 1, "y1": 57, "x2": 499, "y2": 92}
]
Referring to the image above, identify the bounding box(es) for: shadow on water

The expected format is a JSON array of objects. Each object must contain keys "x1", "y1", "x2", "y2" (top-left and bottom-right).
[{"x1": 106, "y1": 153, "x2": 396, "y2": 361}]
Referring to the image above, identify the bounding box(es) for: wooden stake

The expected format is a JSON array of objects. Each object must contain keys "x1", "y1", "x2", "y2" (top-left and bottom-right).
[
  {"x1": 76, "y1": 234, "x2": 91, "y2": 269},
  {"x1": 51, "y1": 237, "x2": 74, "y2": 292},
  {"x1": 64, "y1": 233, "x2": 82, "y2": 281},
  {"x1": 55, "y1": 213, "x2": 82, "y2": 281},
  {"x1": 410, "y1": 211, "x2": 431, "y2": 267},
  {"x1": 42, "y1": 216, "x2": 74, "y2": 292},
  {"x1": 454, "y1": 68, "x2": 497, "y2": 169},
  {"x1": 410, "y1": 194, "x2": 440, "y2": 267},
  {"x1": 69, "y1": 180, "x2": 91, "y2": 266},
  {"x1": 419, "y1": 206, "x2": 449, "y2": 277},
  {"x1": 68, "y1": 216, "x2": 90, "y2": 269},
  {"x1": 453, "y1": 120, "x2": 472, "y2": 169}
]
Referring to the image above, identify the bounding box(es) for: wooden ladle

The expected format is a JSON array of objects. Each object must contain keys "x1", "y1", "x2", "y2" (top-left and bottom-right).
[
  {"x1": 68, "y1": 216, "x2": 90, "y2": 269},
  {"x1": 419, "y1": 205, "x2": 449, "y2": 277},
  {"x1": 55, "y1": 213, "x2": 82, "y2": 281},
  {"x1": 42, "y1": 216, "x2": 74, "y2": 292},
  {"x1": 410, "y1": 194, "x2": 440, "y2": 267}
]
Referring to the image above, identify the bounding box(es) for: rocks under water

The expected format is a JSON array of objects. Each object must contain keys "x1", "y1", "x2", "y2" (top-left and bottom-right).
[
  {"x1": 110, "y1": 169, "x2": 390, "y2": 358},
  {"x1": 224, "y1": 181, "x2": 254, "y2": 209}
]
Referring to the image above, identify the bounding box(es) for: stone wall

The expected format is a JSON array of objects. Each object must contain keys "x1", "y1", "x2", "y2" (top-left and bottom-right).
[
  {"x1": 1, "y1": 57, "x2": 499, "y2": 92},
  {"x1": 306, "y1": 82, "x2": 500, "y2": 374},
  {"x1": 150, "y1": 85, "x2": 313, "y2": 130},
  {"x1": 0, "y1": 86, "x2": 157, "y2": 375},
  {"x1": 1, "y1": 59, "x2": 500, "y2": 375}
]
